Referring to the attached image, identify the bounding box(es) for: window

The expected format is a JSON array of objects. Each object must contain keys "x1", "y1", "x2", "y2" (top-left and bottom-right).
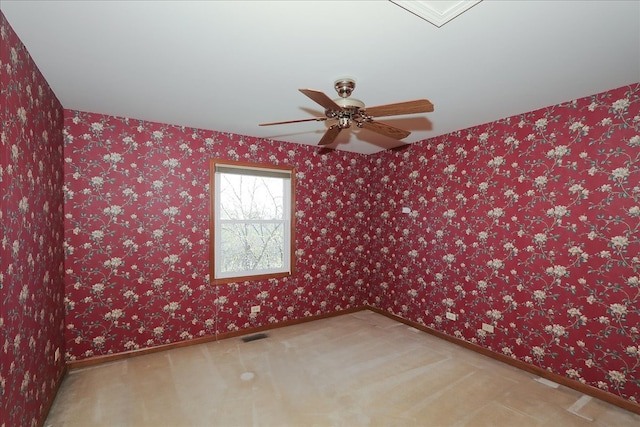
[{"x1": 210, "y1": 159, "x2": 295, "y2": 284}]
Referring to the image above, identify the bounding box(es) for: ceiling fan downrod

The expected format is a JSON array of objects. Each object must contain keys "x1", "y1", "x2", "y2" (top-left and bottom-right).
[{"x1": 334, "y1": 78, "x2": 356, "y2": 98}]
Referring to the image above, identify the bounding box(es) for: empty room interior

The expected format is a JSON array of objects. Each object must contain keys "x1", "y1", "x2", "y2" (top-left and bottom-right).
[{"x1": 2, "y1": 1, "x2": 640, "y2": 426}]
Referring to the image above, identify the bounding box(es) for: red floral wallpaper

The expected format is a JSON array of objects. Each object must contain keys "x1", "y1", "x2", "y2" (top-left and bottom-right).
[
  {"x1": 63, "y1": 113, "x2": 373, "y2": 359},
  {"x1": 1, "y1": 12, "x2": 66, "y2": 427},
  {"x1": 369, "y1": 84, "x2": 640, "y2": 404},
  {"x1": 63, "y1": 83, "x2": 639, "y2": 409}
]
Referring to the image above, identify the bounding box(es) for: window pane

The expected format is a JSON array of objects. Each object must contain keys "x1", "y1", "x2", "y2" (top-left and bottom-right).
[
  {"x1": 211, "y1": 158, "x2": 295, "y2": 283},
  {"x1": 219, "y1": 222, "x2": 285, "y2": 273},
  {"x1": 219, "y1": 173, "x2": 284, "y2": 221}
]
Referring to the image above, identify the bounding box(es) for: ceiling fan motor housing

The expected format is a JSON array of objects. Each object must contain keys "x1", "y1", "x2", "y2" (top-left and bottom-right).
[{"x1": 333, "y1": 97, "x2": 365, "y2": 109}]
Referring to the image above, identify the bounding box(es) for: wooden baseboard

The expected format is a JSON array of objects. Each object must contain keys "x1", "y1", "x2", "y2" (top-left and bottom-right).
[
  {"x1": 38, "y1": 364, "x2": 67, "y2": 427},
  {"x1": 365, "y1": 305, "x2": 640, "y2": 416},
  {"x1": 66, "y1": 306, "x2": 367, "y2": 370},
  {"x1": 64, "y1": 304, "x2": 639, "y2": 415}
]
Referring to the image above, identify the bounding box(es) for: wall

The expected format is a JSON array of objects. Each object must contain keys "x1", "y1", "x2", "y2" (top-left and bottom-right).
[
  {"x1": 63, "y1": 111, "x2": 375, "y2": 360},
  {"x1": 64, "y1": 84, "x2": 639, "y2": 408},
  {"x1": 370, "y1": 84, "x2": 640, "y2": 404},
  {"x1": 0, "y1": 12, "x2": 66, "y2": 427}
]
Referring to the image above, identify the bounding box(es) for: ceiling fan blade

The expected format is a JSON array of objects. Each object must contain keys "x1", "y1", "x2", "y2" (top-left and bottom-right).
[
  {"x1": 299, "y1": 89, "x2": 345, "y2": 112},
  {"x1": 364, "y1": 99, "x2": 434, "y2": 118},
  {"x1": 361, "y1": 120, "x2": 411, "y2": 140},
  {"x1": 318, "y1": 125, "x2": 342, "y2": 146},
  {"x1": 259, "y1": 117, "x2": 328, "y2": 126}
]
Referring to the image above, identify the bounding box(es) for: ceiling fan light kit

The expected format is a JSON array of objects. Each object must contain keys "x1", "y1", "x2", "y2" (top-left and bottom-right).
[{"x1": 259, "y1": 78, "x2": 434, "y2": 147}]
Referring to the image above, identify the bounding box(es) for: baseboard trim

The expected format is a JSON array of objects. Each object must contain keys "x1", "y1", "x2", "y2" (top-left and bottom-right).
[
  {"x1": 366, "y1": 305, "x2": 640, "y2": 416},
  {"x1": 66, "y1": 306, "x2": 366, "y2": 370},
  {"x1": 64, "y1": 304, "x2": 639, "y2": 415},
  {"x1": 38, "y1": 364, "x2": 67, "y2": 427}
]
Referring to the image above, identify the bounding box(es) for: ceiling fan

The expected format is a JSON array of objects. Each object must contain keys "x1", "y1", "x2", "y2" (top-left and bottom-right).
[{"x1": 259, "y1": 78, "x2": 434, "y2": 146}]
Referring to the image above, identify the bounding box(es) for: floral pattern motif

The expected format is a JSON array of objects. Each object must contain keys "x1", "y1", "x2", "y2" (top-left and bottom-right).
[
  {"x1": 63, "y1": 114, "x2": 370, "y2": 359},
  {"x1": 369, "y1": 84, "x2": 639, "y2": 404},
  {"x1": 64, "y1": 84, "x2": 639, "y2": 406},
  {"x1": 1, "y1": 13, "x2": 66, "y2": 427}
]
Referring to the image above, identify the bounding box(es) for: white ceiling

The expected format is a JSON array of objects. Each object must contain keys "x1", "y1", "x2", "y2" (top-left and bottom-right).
[{"x1": 2, "y1": 1, "x2": 639, "y2": 155}]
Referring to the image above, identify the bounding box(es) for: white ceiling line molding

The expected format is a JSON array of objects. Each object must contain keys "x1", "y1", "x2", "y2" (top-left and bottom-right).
[{"x1": 390, "y1": 0, "x2": 483, "y2": 27}]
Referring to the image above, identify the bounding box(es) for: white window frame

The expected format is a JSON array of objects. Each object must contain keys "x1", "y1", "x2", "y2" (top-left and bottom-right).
[{"x1": 210, "y1": 159, "x2": 295, "y2": 284}]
